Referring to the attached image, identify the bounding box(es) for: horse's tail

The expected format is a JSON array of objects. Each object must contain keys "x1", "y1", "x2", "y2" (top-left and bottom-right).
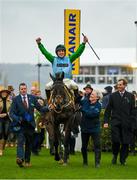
[{"x1": 42, "y1": 112, "x2": 54, "y2": 140}]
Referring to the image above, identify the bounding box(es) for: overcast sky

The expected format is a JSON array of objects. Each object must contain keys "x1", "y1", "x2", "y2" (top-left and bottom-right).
[{"x1": 0, "y1": 0, "x2": 137, "y2": 64}]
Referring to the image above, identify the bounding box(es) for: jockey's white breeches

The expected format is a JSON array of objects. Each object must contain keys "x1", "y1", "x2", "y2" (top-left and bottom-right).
[{"x1": 45, "y1": 78, "x2": 78, "y2": 90}]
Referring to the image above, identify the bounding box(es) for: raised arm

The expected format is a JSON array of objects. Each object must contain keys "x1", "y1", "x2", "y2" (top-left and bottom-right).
[
  {"x1": 69, "y1": 35, "x2": 88, "y2": 63},
  {"x1": 36, "y1": 37, "x2": 54, "y2": 63}
]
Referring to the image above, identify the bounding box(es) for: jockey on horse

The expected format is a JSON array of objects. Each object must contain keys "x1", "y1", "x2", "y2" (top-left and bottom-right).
[{"x1": 36, "y1": 35, "x2": 88, "y2": 102}]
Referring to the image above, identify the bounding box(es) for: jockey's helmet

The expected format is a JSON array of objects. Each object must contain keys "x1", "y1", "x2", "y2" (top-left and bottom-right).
[{"x1": 55, "y1": 44, "x2": 66, "y2": 55}]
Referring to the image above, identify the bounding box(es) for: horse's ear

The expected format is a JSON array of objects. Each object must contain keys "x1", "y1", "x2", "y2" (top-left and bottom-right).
[{"x1": 50, "y1": 73, "x2": 55, "y2": 82}]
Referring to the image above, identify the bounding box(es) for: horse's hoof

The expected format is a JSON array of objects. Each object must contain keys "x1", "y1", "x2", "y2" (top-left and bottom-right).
[
  {"x1": 58, "y1": 159, "x2": 64, "y2": 164},
  {"x1": 55, "y1": 157, "x2": 60, "y2": 161}
]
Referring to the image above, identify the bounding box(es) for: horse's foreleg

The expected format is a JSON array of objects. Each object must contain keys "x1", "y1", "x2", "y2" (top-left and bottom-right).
[
  {"x1": 63, "y1": 130, "x2": 71, "y2": 164},
  {"x1": 54, "y1": 126, "x2": 60, "y2": 161},
  {"x1": 54, "y1": 141, "x2": 60, "y2": 161},
  {"x1": 59, "y1": 136, "x2": 64, "y2": 160}
]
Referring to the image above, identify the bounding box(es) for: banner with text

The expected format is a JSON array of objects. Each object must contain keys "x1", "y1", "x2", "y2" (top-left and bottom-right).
[{"x1": 64, "y1": 9, "x2": 81, "y2": 75}]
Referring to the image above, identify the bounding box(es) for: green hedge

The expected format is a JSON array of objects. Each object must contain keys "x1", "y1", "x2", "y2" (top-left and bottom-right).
[{"x1": 100, "y1": 109, "x2": 112, "y2": 151}]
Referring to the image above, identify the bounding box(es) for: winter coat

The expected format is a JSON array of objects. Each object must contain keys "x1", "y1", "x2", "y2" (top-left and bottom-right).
[
  {"x1": 104, "y1": 91, "x2": 136, "y2": 144},
  {"x1": 80, "y1": 98, "x2": 101, "y2": 133}
]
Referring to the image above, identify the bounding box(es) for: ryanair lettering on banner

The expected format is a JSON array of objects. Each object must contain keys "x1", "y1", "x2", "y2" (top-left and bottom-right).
[{"x1": 64, "y1": 9, "x2": 81, "y2": 75}]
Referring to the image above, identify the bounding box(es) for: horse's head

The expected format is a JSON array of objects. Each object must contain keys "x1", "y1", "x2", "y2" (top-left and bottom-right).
[{"x1": 49, "y1": 72, "x2": 73, "y2": 113}]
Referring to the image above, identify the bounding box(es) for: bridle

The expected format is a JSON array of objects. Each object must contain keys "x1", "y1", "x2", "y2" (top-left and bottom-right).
[{"x1": 48, "y1": 83, "x2": 75, "y2": 114}]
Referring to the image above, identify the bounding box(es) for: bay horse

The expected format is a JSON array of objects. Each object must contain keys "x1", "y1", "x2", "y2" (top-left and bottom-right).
[{"x1": 44, "y1": 72, "x2": 78, "y2": 165}]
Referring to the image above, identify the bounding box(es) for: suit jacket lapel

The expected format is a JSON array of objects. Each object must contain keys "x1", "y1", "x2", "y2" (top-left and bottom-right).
[
  {"x1": 117, "y1": 91, "x2": 126, "y2": 98},
  {"x1": 121, "y1": 91, "x2": 127, "y2": 99},
  {"x1": 116, "y1": 91, "x2": 121, "y2": 98},
  {"x1": 19, "y1": 95, "x2": 24, "y2": 106},
  {"x1": 123, "y1": 91, "x2": 127, "y2": 97},
  {"x1": 27, "y1": 94, "x2": 33, "y2": 109}
]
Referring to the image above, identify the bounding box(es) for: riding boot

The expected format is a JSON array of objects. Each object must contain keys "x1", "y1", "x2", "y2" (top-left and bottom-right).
[
  {"x1": 73, "y1": 89, "x2": 79, "y2": 103},
  {"x1": 0, "y1": 139, "x2": 4, "y2": 156},
  {"x1": 73, "y1": 89, "x2": 79, "y2": 98},
  {"x1": 95, "y1": 150, "x2": 101, "y2": 168},
  {"x1": 54, "y1": 141, "x2": 60, "y2": 161},
  {"x1": 45, "y1": 90, "x2": 51, "y2": 102}
]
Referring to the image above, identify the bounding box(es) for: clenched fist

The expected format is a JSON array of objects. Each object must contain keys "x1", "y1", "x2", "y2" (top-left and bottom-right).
[{"x1": 36, "y1": 37, "x2": 41, "y2": 44}]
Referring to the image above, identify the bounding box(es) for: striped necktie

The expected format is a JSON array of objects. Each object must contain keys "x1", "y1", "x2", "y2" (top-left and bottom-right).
[{"x1": 23, "y1": 96, "x2": 28, "y2": 108}]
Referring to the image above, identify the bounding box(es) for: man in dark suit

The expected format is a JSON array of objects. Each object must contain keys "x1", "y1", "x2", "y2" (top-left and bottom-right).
[
  {"x1": 9, "y1": 83, "x2": 49, "y2": 167},
  {"x1": 104, "y1": 79, "x2": 136, "y2": 165}
]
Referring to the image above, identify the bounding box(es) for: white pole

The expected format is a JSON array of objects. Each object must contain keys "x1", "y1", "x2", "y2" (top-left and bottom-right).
[
  {"x1": 134, "y1": 21, "x2": 137, "y2": 90},
  {"x1": 135, "y1": 21, "x2": 137, "y2": 63},
  {"x1": 46, "y1": 131, "x2": 49, "y2": 148}
]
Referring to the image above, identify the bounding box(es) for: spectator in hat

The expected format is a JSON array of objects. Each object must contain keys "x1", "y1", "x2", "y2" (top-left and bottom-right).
[
  {"x1": 102, "y1": 86, "x2": 113, "y2": 109},
  {"x1": 7, "y1": 86, "x2": 16, "y2": 147},
  {"x1": 0, "y1": 89, "x2": 12, "y2": 156},
  {"x1": 83, "y1": 84, "x2": 93, "y2": 100},
  {"x1": 8, "y1": 85, "x2": 14, "y2": 92},
  {"x1": 8, "y1": 85, "x2": 15, "y2": 100}
]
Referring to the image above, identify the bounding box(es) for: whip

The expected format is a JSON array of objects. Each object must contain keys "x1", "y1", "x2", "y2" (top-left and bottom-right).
[{"x1": 82, "y1": 33, "x2": 100, "y2": 60}]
